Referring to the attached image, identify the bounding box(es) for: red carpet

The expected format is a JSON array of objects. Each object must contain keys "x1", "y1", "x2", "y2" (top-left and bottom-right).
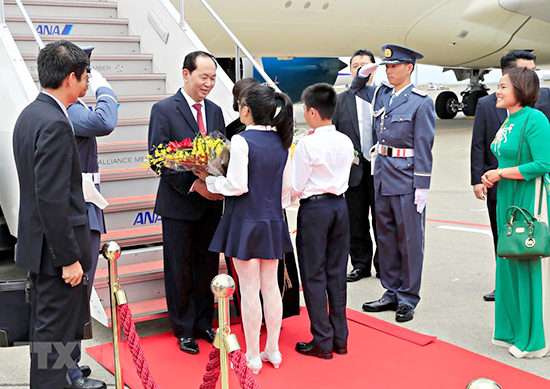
[{"x1": 87, "y1": 308, "x2": 550, "y2": 388}]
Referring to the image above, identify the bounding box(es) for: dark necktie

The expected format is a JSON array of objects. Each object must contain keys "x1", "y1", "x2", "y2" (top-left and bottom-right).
[{"x1": 192, "y1": 103, "x2": 207, "y2": 136}]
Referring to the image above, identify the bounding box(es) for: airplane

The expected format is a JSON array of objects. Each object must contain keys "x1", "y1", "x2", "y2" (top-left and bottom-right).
[{"x1": 182, "y1": 0, "x2": 550, "y2": 119}]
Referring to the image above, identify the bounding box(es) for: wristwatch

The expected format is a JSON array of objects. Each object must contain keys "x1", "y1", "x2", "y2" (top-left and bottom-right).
[{"x1": 498, "y1": 168, "x2": 504, "y2": 178}]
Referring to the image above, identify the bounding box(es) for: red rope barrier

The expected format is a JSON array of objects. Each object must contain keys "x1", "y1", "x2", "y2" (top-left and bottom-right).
[
  {"x1": 200, "y1": 348, "x2": 221, "y2": 389},
  {"x1": 200, "y1": 346, "x2": 261, "y2": 389},
  {"x1": 228, "y1": 350, "x2": 260, "y2": 389},
  {"x1": 118, "y1": 304, "x2": 160, "y2": 389}
]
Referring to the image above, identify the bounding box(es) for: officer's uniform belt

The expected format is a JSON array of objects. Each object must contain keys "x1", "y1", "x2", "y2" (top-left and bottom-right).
[
  {"x1": 377, "y1": 145, "x2": 414, "y2": 158},
  {"x1": 82, "y1": 172, "x2": 100, "y2": 184},
  {"x1": 300, "y1": 193, "x2": 342, "y2": 204}
]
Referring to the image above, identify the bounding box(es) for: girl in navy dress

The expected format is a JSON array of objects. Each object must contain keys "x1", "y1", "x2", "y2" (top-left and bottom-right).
[{"x1": 194, "y1": 84, "x2": 294, "y2": 374}]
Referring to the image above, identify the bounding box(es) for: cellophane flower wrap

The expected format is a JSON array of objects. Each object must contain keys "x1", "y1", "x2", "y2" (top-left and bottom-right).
[{"x1": 145, "y1": 131, "x2": 230, "y2": 176}]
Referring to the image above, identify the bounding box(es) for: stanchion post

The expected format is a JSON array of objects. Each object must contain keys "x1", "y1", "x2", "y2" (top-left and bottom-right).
[
  {"x1": 211, "y1": 274, "x2": 236, "y2": 389},
  {"x1": 101, "y1": 241, "x2": 124, "y2": 389}
]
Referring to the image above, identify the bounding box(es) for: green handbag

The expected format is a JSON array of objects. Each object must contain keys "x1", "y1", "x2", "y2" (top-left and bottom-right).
[
  {"x1": 497, "y1": 202, "x2": 550, "y2": 260},
  {"x1": 496, "y1": 112, "x2": 550, "y2": 260}
]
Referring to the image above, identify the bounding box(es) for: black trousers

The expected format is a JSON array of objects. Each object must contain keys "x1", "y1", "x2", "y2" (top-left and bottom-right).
[
  {"x1": 162, "y1": 207, "x2": 220, "y2": 339},
  {"x1": 487, "y1": 195, "x2": 498, "y2": 254},
  {"x1": 345, "y1": 159, "x2": 379, "y2": 274},
  {"x1": 297, "y1": 196, "x2": 349, "y2": 351},
  {"x1": 29, "y1": 272, "x2": 88, "y2": 389}
]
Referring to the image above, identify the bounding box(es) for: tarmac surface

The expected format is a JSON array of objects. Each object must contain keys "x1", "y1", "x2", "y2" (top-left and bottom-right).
[{"x1": 1, "y1": 88, "x2": 550, "y2": 387}]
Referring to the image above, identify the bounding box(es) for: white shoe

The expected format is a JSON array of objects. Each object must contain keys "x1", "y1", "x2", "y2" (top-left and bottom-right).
[
  {"x1": 260, "y1": 350, "x2": 282, "y2": 369},
  {"x1": 247, "y1": 356, "x2": 262, "y2": 374}
]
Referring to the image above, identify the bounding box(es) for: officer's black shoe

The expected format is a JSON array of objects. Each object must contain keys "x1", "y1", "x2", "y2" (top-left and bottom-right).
[
  {"x1": 79, "y1": 365, "x2": 91, "y2": 378},
  {"x1": 395, "y1": 304, "x2": 414, "y2": 322},
  {"x1": 194, "y1": 328, "x2": 217, "y2": 343},
  {"x1": 64, "y1": 377, "x2": 106, "y2": 389},
  {"x1": 179, "y1": 337, "x2": 199, "y2": 354},
  {"x1": 375, "y1": 273, "x2": 381, "y2": 279},
  {"x1": 483, "y1": 290, "x2": 495, "y2": 301},
  {"x1": 362, "y1": 298, "x2": 397, "y2": 312},
  {"x1": 295, "y1": 341, "x2": 333, "y2": 359},
  {"x1": 346, "y1": 269, "x2": 370, "y2": 282},
  {"x1": 333, "y1": 344, "x2": 348, "y2": 355}
]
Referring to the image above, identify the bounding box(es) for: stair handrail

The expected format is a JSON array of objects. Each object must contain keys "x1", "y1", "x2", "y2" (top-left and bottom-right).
[
  {"x1": 1, "y1": 0, "x2": 5, "y2": 24},
  {"x1": 182, "y1": 0, "x2": 280, "y2": 92},
  {"x1": 13, "y1": 0, "x2": 44, "y2": 49}
]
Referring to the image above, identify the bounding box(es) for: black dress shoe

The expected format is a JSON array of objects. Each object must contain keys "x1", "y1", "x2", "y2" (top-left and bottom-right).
[
  {"x1": 179, "y1": 337, "x2": 199, "y2": 354},
  {"x1": 295, "y1": 341, "x2": 333, "y2": 359},
  {"x1": 194, "y1": 328, "x2": 217, "y2": 343},
  {"x1": 483, "y1": 290, "x2": 495, "y2": 301},
  {"x1": 395, "y1": 304, "x2": 414, "y2": 322},
  {"x1": 333, "y1": 345, "x2": 348, "y2": 355},
  {"x1": 65, "y1": 377, "x2": 106, "y2": 389},
  {"x1": 362, "y1": 297, "x2": 397, "y2": 312},
  {"x1": 79, "y1": 365, "x2": 91, "y2": 378},
  {"x1": 347, "y1": 269, "x2": 371, "y2": 282},
  {"x1": 375, "y1": 273, "x2": 381, "y2": 279}
]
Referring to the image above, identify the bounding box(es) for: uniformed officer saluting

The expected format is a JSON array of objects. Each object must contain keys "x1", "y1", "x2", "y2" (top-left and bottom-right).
[{"x1": 351, "y1": 44, "x2": 435, "y2": 322}]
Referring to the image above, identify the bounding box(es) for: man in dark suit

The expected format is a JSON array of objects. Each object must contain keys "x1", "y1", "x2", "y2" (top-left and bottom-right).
[
  {"x1": 148, "y1": 51, "x2": 225, "y2": 354},
  {"x1": 333, "y1": 49, "x2": 379, "y2": 282},
  {"x1": 12, "y1": 40, "x2": 104, "y2": 389},
  {"x1": 471, "y1": 49, "x2": 550, "y2": 301}
]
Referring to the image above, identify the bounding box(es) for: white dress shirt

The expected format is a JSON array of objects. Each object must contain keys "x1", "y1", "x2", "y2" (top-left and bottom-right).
[
  {"x1": 291, "y1": 125, "x2": 355, "y2": 200},
  {"x1": 180, "y1": 88, "x2": 207, "y2": 131},
  {"x1": 206, "y1": 125, "x2": 292, "y2": 208}
]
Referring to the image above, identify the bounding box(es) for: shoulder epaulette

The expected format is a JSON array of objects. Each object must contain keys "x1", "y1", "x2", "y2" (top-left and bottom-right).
[
  {"x1": 380, "y1": 80, "x2": 392, "y2": 88},
  {"x1": 412, "y1": 88, "x2": 427, "y2": 97}
]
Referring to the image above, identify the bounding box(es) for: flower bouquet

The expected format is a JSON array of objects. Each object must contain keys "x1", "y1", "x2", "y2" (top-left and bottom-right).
[{"x1": 144, "y1": 131, "x2": 230, "y2": 176}]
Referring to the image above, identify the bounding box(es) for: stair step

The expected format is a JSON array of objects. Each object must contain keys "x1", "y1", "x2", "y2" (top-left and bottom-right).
[
  {"x1": 97, "y1": 140, "x2": 149, "y2": 170},
  {"x1": 23, "y1": 53, "x2": 154, "y2": 75},
  {"x1": 6, "y1": 15, "x2": 129, "y2": 36},
  {"x1": 100, "y1": 167, "x2": 159, "y2": 198},
  {"x1": 86, "y1": 95, "x2": 169, "y2": 119},
  {"x1": 95, "y1": 259, "x2": 164, "y2": 282},
  {"x1": 104, "y1": 194, "x2": 156, "y2": 213},
  {"x1": 103, "y1": 202, "x2": 158, "y2": 231},
  {"x1": 101, "y1": 224, "x2": 162, "y2": 247},
  {"x1": 98, "y1": 117, "x2": 149, "y2": 144},
  {"x1": 33, "y1": 73, "x2": 167, "y2": 96},
  {"x1": 104, "y1": 298, "x2": 168, "y2": 323},
  {"x1": 96, "y1": 244, "x2": 163, "y2": 271},
  {"x1": 14, "y1": 34, "x2": 141, "y2": 54},
  {"x1": 4, "y1": 0, "x2": 118, "y2": 19}
]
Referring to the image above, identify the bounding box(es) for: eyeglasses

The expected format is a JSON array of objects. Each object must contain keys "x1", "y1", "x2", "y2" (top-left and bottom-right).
[
  {"x1": 237, "y1": 100, "x2": 248, "y2": 107},
  {"x1": 86, "y1": 66, "x2": 91, "y2": 74}
]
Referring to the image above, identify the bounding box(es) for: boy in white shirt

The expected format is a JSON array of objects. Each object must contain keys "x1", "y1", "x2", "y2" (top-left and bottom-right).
[{"x1": 292, "y1": 83, "x2": 355, "y2": 359}]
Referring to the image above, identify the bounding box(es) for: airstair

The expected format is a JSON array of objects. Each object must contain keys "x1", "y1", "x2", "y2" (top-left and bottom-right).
[{"x1": 0, "y1": 0, "x2": 254, "y2": 325}]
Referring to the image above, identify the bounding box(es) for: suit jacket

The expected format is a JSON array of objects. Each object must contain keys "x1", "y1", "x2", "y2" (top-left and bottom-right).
[
  {"x1": 332, "y1": 89, "x2": 374, "y2": 187},
  {"x1": 470, "y1": 89, "x2": 550, "y2": 200},
  {"x1": 148, "y1": 90, "x2": 225, "y2": 220},
  {"x1": 13, "y1": 93, "x2": 92, "y2": 276},
  {"x1": 351, "y1": 76, "x2": 435, "y2": 195}
]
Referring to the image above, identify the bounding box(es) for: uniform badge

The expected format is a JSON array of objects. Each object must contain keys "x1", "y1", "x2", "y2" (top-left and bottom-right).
[{"x1": 384, "y1": 48, "x2": 392, "y2": 58}]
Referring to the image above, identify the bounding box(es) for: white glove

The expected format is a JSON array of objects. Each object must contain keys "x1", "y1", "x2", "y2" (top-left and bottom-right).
[
  {"x1": 88, "y1": 68, "x2": 112, "y2": 94},
  {"x1": 358, "y1": 63, "x2": 379, "y2": 78},
  {"x1": 414, "y1": 188, "x2": 428, "y2": 214}
]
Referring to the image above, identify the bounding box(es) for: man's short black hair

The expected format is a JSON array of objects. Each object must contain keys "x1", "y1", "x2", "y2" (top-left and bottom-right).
[
  {"x1": 37, "y1": 40, "x2": 89, "y2": 89},
  {"x1": 301, "y1": 83, "x2": 337, "y2": 120},
  {"x1": 350, "y1": 49, "x2": 375, "y2": 65},
  {"x1": 182, "y1": 50, "x2": 217, "y2": 72},
  {"x1": 500, "y1": 50, "x2": 536, "y2": 71}
]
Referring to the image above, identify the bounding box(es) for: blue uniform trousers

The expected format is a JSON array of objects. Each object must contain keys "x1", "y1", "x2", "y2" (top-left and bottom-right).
[
  {"x1": 297, "y1": 196, "x2": 349, "y2": 351},
  {"x1": 375, "y1": 191, "x2": 425, "y2": 308}
]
